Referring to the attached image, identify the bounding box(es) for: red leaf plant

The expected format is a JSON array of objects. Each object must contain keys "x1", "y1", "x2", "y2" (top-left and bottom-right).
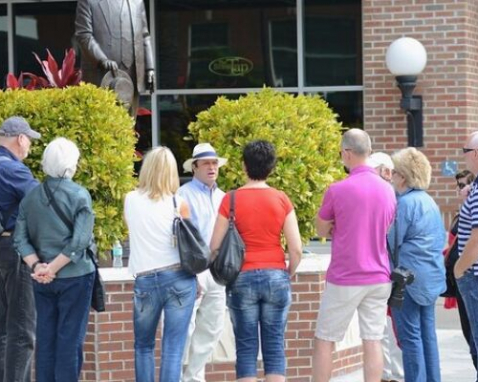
[
  {"x1": 33, "y1": 48, "x2": 82, "y2": 88},
  {"x1": 5, "y1": 72, "x2": 49, "y2": 90}
]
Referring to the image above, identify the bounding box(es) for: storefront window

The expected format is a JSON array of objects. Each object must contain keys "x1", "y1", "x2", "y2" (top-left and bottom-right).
[
  {"x1": 308, "y1": 91, "x2": 363, "y2": 129},
  {"x1": 157, "y1": 0, "x2": 298, "y2": 90},
  {"x1": 13, "y1": 2, "x2": 77, "y2": 77},
  {"x1": 304, "y1": 0, "x2": 362, "y2": 86},
  {"x1": 157, "y1": 94, "x2": 226, "y2": 176},
  {"x1": 0, "y1": 5, "x2": 7, "y2": 87}
]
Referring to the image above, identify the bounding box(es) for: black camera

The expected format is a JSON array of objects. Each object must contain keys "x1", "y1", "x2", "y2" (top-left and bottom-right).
[{"x1": 388, "y1": 266, "x2": 415, "y2": 308}]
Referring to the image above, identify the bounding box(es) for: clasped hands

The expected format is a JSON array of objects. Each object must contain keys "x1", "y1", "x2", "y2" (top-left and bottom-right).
[{"x1": 32, "y1": 263, "x2": 56, "y2": 284}]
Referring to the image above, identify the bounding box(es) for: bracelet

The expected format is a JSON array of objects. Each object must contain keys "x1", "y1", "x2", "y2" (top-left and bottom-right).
[{"x1": 31, "y1": 260, "x2": 41, "y2": 273}]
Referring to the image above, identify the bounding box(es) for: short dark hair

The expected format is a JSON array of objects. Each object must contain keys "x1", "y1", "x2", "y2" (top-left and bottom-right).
[
  {"x1": 455, "y1": 169, "x2": 474, "y2": 184},
  {"x1": 243, "y1": 140, "x2": 276, "y2": 180}
]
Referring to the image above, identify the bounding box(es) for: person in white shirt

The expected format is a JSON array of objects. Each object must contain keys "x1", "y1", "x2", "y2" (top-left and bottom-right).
[{"x1": 124, "y1": 146, "x2": 196, "y2": 382}]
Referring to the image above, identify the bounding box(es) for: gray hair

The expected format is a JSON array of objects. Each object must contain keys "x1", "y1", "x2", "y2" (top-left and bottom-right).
[
  {"x1": 41, "y1": 138, "x2": 80, "y2": 179},
  {"x1": 342, "y1": 128, "x2": 372, "y2": 156}
]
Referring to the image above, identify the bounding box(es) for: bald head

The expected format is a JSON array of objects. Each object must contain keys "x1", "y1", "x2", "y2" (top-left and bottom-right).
[
  {"x1": 342, "y1": 128, "x2": 372, "y2": 157},
  {"x1": 463, "y1": 132, "x2": 478, "y2": 175}
]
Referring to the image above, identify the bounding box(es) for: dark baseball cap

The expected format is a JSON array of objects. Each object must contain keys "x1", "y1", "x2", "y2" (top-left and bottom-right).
[{"x1": 0, "y1": 116, "x2": 41, "y2": 139}]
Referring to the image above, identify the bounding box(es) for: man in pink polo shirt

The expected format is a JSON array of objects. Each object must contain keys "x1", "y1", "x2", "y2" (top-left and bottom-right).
[{"x1": 312, "y1": 129, "x2": 396, "y2": 382}]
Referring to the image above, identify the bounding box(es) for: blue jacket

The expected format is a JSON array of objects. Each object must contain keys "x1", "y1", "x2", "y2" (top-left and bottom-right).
[{"x1": 388, "y1": 188, "x2": 446, "y2": 305}]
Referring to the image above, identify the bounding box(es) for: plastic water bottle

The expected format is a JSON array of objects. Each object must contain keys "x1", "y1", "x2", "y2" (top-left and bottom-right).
[{"x1": 112, "y1": 240, "x2": 123, "y2": 268}]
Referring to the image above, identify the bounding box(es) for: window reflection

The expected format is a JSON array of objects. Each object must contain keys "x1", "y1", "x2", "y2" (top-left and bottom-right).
[
  {"x1": 13, "y1": 2, "x2": 77, "y2": 77},
  {"x1": 304, "y1": 0, "x2": 362, "y2": 86},
  {"x1": 157, "y1": 0, "x2": 298, "y2": 90},
  {"x1": 0, "y1": 5, "x2": 7, "y2": 87},
  {"x1": 308, "y1": 91, "x2": 363, "y2": 129},
  {"x1": 158, "y1": 94, "x2": 226, "y2": 176}
]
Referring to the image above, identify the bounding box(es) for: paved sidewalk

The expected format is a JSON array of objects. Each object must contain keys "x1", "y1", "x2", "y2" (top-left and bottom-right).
[{"x1": 330, "y1": 305, "x2": 476, "y2": 382}]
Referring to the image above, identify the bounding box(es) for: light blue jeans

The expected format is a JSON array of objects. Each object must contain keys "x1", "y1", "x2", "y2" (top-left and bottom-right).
[
  {"x1": 133, "y1": 269, "x2": 196, "y2": 382},
  {"x1": 391, "y1": 291, "x2": 441, "y2": 382},
  {"x1": 457, "y1": 272, "x2": 478, "y2": 382},
  {"x1": 226, "y1": 269, "x2": 291, "y2": 379}
]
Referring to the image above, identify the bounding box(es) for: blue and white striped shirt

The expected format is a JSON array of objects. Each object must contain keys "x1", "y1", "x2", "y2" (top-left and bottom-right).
[{"x1": 458, "y1": 179, "x2": 478, "y2": 275}]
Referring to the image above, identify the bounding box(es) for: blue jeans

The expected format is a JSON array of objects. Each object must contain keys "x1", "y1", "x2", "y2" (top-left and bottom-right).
[
  {"x1": 133, "y1": 269, "x2": 196, "y2": 382},
  {"x1": 457, "y1": 272, "x2": 478, "y2": 382},
  {"x1": 226, "y1": 269, "x2": 291, "y2": 379},
  {"x1": 0, "y1": 236, "x2": 35, "y2": 382},
  {"x1": 33, "y1": 272, "x2": 94, "y2": 382},
  {"x1": 391, "y1": 291, "x2": 441, "y2": 382}
]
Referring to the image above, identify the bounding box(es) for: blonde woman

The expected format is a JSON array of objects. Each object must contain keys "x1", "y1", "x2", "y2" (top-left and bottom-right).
[
  {"x1": 389, "y1": 147, "x2": 446, "y2": 382},
  {"x1": 124, "y1": 147, "x2": 197, "y2": 382}
]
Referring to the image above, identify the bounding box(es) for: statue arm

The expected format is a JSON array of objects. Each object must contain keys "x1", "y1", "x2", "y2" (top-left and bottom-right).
[
  {"x1": 75, "y1": 0, "x2": 109, "y2": 66},
  {"x1": 140, "y1": 2, "x2": 154, "y2": 71},
  {"x1": 140, "y1": 1, "x2": 155, "y2": 92}
]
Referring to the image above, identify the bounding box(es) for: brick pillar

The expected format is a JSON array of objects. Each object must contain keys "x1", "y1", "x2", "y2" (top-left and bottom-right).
[{"x1": 362, "y1": 0, "x2": 478, "y2": 225}]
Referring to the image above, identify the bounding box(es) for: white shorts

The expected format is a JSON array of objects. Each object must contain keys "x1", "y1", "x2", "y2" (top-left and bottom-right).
[{"x1": 315, "y1": 282, "x2": 391, "y2": 342}]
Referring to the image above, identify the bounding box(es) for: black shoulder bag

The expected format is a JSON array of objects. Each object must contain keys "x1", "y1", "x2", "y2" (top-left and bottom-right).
[
  {"x1": 172, "y1": 195, "x2": 211, "y2": 274},
  {"x1": 210, "y1": 190, "x2": 245, "y2": 286},
  {"x1": 43, "y1": 182, "x2": 106, "y2": 312}
]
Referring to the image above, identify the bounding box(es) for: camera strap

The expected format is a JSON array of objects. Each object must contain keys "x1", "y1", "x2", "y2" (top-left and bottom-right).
[{"x1": 387, "y1": 216, "x2": 399, "y2": 268}]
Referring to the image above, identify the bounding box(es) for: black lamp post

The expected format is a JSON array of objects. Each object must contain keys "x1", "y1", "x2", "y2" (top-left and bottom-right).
[{"x1": 386, "y1": 37, "x2": 428, "y2": 147}]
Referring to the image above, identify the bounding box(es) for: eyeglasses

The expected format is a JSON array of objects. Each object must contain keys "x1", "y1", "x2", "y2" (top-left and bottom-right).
[
  {"x1": 462, "y1": 147, "x2": 476, "y2": 154},
  {"x1": 457, "y1": 182, "x2": 468, "y2": 190}
]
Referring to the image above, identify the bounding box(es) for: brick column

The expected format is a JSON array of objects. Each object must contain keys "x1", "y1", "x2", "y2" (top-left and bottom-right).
[{"x1": 363, "y1": 0, "x2": 478, "y2": 222}]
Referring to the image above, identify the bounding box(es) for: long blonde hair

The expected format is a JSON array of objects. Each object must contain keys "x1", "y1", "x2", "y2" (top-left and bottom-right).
[{"x1": 138, "y1": 146, "x2": 179, "y2": 200}]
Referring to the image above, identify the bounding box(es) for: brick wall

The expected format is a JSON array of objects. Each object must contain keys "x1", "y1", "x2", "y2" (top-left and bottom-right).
[
  {"x1": 363, "y1": 0, "x2": 478, "y2": 226},
  {"x1": 78, "y1": 270, "x2": 362, "y2": 382}
]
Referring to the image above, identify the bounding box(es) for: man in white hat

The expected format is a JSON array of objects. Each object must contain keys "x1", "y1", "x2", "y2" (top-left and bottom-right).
[
  {"x1": 367, "y1": 151, "x2": 404, "y2": 382},
  {"x1": 179, "y1": 143, "x2": 227, "y2": 382}
]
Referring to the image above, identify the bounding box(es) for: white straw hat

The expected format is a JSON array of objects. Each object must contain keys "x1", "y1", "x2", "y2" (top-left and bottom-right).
[{"x1": 183, "y1": 143, "x2": 227, "y2": 173}]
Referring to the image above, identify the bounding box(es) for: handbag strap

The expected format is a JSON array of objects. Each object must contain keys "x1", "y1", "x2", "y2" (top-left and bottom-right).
[
  {"x1": 228, "y1": 190, "x2": 236, "y2": 224},
  {"x1": 43, "y1": 182, "x2": 97, "y2": 266},
  {"x1": 44, "y1": 182, "x2": 73, "y2": 232},
  {"x1": 444, "y1": 234, "x2": 458, "y2": 261}
]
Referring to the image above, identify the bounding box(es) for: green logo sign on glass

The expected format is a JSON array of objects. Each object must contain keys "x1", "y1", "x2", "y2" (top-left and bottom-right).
[{"x1": 209, "y1": 57, "x2": 253, "y2": 77}]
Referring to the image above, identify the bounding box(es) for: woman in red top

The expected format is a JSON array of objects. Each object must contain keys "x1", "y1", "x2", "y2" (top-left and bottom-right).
[{"x1": 210, "y1": 140, "x2": 302, "y2": 382}]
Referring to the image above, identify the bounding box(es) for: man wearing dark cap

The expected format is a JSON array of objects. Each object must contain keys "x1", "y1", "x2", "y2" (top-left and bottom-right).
[{"x1": 0, "y1": 116, "x2": 40, "y2": 382}]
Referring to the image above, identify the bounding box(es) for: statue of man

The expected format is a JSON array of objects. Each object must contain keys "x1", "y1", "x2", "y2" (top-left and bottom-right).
[{"x1": 75, "y1": 0, "x2": 155, "y2": 116}]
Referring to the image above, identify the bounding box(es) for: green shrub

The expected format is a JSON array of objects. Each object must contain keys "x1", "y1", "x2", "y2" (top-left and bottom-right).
[
  {"x1": 188, "y1": 88, "x2": 345, "y2": 243},
  {"x1": 0, "y1": 83, "x2": 137, "y2": 253}
]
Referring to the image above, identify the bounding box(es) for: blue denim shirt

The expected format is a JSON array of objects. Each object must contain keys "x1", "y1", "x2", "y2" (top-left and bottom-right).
[
  {"x1": 13, "y1": 176, "x2": 95, "y2": 278},
  {"x1": 0, "y1": 146, "x2": 39, "y2": 230},
  {"x1": 388, "y1": 188, "x2": 446, "y2": 305},
  {"x1": 178, "y1": 177, "x2": 225, "y2": 244}
]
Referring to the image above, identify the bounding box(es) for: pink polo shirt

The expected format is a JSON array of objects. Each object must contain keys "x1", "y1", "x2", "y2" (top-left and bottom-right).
[{"x1": 319, "y1": 165, "x2": 396, "y2": 285}]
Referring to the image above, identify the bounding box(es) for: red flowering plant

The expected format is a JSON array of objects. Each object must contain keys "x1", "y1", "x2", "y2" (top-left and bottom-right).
[{"x1": 5, "y1": 48, "x2": 81, "y2": 90}]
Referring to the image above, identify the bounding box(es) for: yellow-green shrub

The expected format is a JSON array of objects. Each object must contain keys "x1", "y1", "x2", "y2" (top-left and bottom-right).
[
  {"x1": 188, "y1": 88, "x2": 345, "y2": 243},
  {"x1": 0, "y1": 83, "x2": 137, "y2": 253}
]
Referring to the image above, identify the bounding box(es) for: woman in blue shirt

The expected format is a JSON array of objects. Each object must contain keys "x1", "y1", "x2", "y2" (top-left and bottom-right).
[
  {"x1": 389, "y1": 147, "x2": 446, "y2": 382},
  {"x1": 14, "y1": 138, "x2": 95, "y2": 382}
]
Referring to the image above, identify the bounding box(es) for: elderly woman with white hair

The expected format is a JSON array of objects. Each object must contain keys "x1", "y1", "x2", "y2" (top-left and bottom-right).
[
  {"x1": 388, "y1": 147, "x2": 446, "y2": 382},
  {"x1": 14, "y1": 137, "x2": 95, "y2": 382}
]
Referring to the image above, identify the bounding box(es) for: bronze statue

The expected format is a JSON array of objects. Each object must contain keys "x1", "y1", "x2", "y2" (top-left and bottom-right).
[{"x1": 75, "y1": 0, "x2": 155, "y2": 116}]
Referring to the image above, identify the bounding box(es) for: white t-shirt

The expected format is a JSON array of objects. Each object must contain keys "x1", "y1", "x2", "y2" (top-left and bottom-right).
[{"x1": 124, "y1": 190, "x2": 183, "y2": 275}]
